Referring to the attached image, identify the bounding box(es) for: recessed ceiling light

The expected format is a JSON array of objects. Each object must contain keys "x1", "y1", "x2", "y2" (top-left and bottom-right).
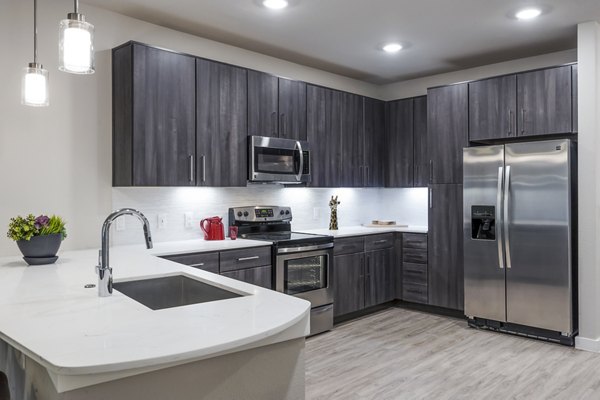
[
  {"x1": 382, "y1": 43, "x2": 403, "y2": 54},
  {"x1": 515, "y1": 7, "x2": 542, "y2": 20},
  {"x1": 263, "y1": 0, "x2": 288, "y2": 10}
]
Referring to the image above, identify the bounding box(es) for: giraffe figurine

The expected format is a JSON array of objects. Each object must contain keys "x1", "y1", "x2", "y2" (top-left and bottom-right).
[{"x1": 329, "y1": 195, "x2": 341, "y2": 230}]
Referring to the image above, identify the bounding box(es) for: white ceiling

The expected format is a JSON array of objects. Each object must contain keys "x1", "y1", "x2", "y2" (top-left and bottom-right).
[{"x1": 84, "y1": 0, "x2": 600, "y2": 84}]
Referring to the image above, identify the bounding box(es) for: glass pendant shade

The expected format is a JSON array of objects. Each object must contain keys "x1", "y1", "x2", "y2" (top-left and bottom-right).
[
  {"x1": 22, "y1": 63, "x2": 49, "y2": 107},
  {"x1": 58, "y1": 14, "x2": 95, "y2": 74}
]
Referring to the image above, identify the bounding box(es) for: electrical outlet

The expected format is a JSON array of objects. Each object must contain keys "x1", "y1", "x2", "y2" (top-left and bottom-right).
[
  {"x1": 158, "y1": 214, "x2": 168, "y2": 230},
  {"x1": 116, "y1": 218, "x2": 126, "y2": 231},
  {"x1": 313, "y1": 207, "x2": 322, "y2": 220},
  {"x1": 184, "y1": 212, "x2": 193, "y2": 229}
]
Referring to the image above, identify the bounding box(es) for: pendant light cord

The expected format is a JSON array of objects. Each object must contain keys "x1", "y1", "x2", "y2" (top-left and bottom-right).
[
  {"x1": 33, "y1": 0, "x2": 37, "y2": 63},
  {"x1": 74, "y1": 0, "x2": 79, "y2": 13}
]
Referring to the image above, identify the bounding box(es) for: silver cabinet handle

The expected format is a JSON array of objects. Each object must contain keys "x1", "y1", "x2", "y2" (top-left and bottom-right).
[
  {"x1": 280, "y1": 113, "x2": 286, "y2": 137},
  {"x1": 508, "y1": 110, "x2": 513, "y2": 136},
  {"x1": 237, "y1": 256, "x2": 260, "y2": 262},
  {"x1": 504, "y1": 165, "x2": 512, "y2": 269},
  {"x1": 271, "y1": 112, "x2": 277, "y2": 136},
  {"x1": 520, "y1": 109, "x2": 526, "y2": 135},
  {"x1": 373, "y1": 239, "x2": 388, "y2": 244},
  {"x1": 497, "y1": 166, "x2": 505, "y2": 269},
  {"x1": 189, "y1": 263, "x2": 205, "y2": 268},
  {"x1": 429, "y1": 187, "x2": 433, "y2": 209},
  {"x1": 295, "y1": 140, "x2": 304, "y2": 182},
  {"x1": 201, "y1": 155, "x2": 206, "y2": 183},
  {"x1": 188, "y1": 155, "x2": 195, "y2": 183}
]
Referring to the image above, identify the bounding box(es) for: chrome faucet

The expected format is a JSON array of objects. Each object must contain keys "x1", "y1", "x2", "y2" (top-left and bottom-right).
[{"x1": 96, "y1": 208, "x2": 153, "y2": 297}]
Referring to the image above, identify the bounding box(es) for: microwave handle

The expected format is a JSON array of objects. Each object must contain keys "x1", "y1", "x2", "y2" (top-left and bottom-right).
[{"x1": 295, "y1": 140, "x2": 304, "y2": 182}]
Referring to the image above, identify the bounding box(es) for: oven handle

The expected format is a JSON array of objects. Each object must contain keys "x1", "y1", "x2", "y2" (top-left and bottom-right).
[
  {"x1": 277, "y1": 242, "x2": 334, "y2": 254},
  {"x1": 295, "y1": 140, "x2": 304, "y2": 182}
]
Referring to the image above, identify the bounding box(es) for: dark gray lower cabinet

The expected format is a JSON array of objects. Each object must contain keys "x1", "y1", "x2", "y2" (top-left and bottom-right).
[
  {"x1": 365, "y1": 248, "x2": 394, "y2": 307},
  {"x1": 428, "y1": 184, "x2": 464, "y2": 311},
  {"x1": 221, "y1": 266, "x2": 272, "y2": 289},
  {"x1": 160, "y1": 252, "x2": 219, "y2": 274},
  {"x1": 333, "y1": 253, "x2": 365, "y2": 317}
]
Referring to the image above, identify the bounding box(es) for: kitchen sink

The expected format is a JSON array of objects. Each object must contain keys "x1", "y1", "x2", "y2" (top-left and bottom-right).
[{"x1": 113, "y1": 275, "x2": 244, "y2": 310}]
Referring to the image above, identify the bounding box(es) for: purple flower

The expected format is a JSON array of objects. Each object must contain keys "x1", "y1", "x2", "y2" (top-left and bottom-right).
[{"x1": 34, "y1": 215, "x2": 50, "y2": 229}]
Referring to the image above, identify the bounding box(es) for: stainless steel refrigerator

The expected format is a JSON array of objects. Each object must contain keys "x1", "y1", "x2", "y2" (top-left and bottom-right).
[{"x1": 463, "y1": 139, "x2": 576, "y2": 345}]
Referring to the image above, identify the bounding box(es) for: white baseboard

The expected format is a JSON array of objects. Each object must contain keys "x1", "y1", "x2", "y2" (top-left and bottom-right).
[{"x1": 575, "y1": 336, "x2": 600, "y2": 352}]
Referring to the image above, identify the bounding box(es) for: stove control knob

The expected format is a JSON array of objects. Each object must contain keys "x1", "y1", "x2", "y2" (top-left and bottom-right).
[
  {"x1": 243, "y1": 211, "x2": 249, "y2": 217},
  {"x1": 237, "y1": 212, "x2": 243, "y2": 217},
  {"x1": 280, "y1": 210, "x2": 285, "y2": 215},
  {"x1": 285, "y1": 210, "x2": 290, "y2": 215}
]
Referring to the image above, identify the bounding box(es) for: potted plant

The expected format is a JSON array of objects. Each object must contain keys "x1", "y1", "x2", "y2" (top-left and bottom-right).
[{"x1": 7, "y1": 214, "x2": 67, "y2": 265}]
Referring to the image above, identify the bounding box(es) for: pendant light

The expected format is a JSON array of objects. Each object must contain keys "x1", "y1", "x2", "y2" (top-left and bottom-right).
[
  {"x1": 58, "y1": 0, "x2": 95, "y2": 74},
  {"x1": 22, "y1": 0, "x2": 49, "y2": 107}
]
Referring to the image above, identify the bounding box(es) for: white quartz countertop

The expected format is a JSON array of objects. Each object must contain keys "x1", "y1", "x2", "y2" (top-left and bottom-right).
[
  {"x1": 299, "y1": 225, "x2": 428, "y2": 238},
  {"x1": 0, "y1": 238, "x2": 310, "y2": 392}
]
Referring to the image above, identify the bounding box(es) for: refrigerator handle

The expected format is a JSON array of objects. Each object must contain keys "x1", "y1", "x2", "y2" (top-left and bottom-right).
[
  {"x1": 497, "y1": 166, "x2": 505, "y2": 269},
  {"x1": 504, "y1": 165, "x2": 512, "y2": 269}
]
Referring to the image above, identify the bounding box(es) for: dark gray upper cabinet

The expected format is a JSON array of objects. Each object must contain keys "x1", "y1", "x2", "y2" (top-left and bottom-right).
[
  {"x1": 428, "y1": 184, "x2": 464, "y2": 311},
  {"x1": 427, "y1": 84, "x2": 469, "y2": 185},
  {"x1": 340, "y1": 92, "x2": 365, "y2": 187},
  {"x1": 279, "y1": 78, "x2": 307, "y2": 141},
  {"x1": 517, "y1": 65, "x2": 573, "y2": 137},
  {"x1": 363, "y1": 98, "x2": 385, "y2": 187},
  {"x1": 248, "y1": 70, "x2": 307, "y2": 140},
  {"x1": 333, "y1": 252, "x2": 365, "y2": 317},
  {"x1": 196, "y1": 59, "x2": 248, "y2": 187},
  {"x1": 248, "y1": 70, "x2": 279, "y2": 137},
  {"x1": 413, "y1": 96, "x2": 429, "y2": 187},
  {"x1": 307, "y1": 85, "x2": 343, "y2": 187},
  {"x1": 113, "y1": 43, "x2": 196, "y2": 187},
  {"x1": 385, "y1": 98, "x2": 414, "y2": 187},
  {"x1": 469, "y1": 75, "x2": 518, "y2": 142},
  {"x1": 365, "y1": 248, "x2": 395, "y2": 307}
]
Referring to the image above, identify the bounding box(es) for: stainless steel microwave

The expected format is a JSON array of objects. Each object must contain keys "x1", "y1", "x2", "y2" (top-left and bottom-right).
[{"x1": 248, "y1": 136, "x2": 311, "y2": 184}]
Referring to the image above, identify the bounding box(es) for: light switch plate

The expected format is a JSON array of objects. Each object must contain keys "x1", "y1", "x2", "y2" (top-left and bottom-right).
[
  {"x1": 184, "y1": 212, "x2": 193, "y2": 229},
  {"x1": 158, "y1": 214, "x2": 168, "y2": 230}
]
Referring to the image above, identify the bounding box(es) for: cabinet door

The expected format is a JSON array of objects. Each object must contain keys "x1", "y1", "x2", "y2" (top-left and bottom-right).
[
  {"x1": 428, "y1": 184, "x2": 464, "y2": 310},
  {"x1": 364, "y1": 97, "x2": 385, "y2": 187},
  {"x1": 333, "y1": 253, "x2": 365, "y2": 317},
  {"x1": 279, "y1": 78, "x2": 307, "y2": 141},
  {"x1": 427, "y1": 84, "x2": 468, "y2": 184},
  {"x1": 307, "y1": 85, "x2": 342, "y2": 187},
  {"x1": 221, "y1": 265, "x2": 272, "y2": 289},
  {"x1": 413, "y1": 96, "x2": 429, "y2": 187},
  {"x1": 394, "y1": 234, "x2": 403, "y2": 299},
  {"x1": 469, "y1": 75, "x2": 517, "y2": 141},
  {"x1": 132, "y1": 44, "x2": 196, "y2": 186},
  {"x1": 197, "y1": 59, "x2": 248, "y2": 187},
  {"x1": 517, "y1": 66, "x2": 573, "y2": 136},
  {"x1": 248, "y1": 70, "x2": 279, "y2": 137},
  {"x1": 340, "y1": 92, "x2": 365, "y2": 187},
  {"x1": 572, "y1": 65, "x2": 578, "y2": 133},
  {"x1": 385, "y1": 98, "x2": 414, "y2": 187},
  {"x1": 365, "y1": 248, "x2": 395, "y2": 307}
]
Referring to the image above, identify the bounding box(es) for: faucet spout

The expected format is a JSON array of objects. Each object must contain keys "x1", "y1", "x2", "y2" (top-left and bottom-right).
[{"x1": 97, "y1": 208, "x2": 153, "y2": 297}]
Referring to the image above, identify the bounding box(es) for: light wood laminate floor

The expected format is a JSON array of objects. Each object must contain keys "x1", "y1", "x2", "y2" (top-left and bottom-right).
[{"x1": 306, "y1": 307, "x2": 600, "y2": 400}]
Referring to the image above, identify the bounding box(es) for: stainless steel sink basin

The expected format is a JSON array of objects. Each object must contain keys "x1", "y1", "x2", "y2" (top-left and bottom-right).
[{"x1": 113, "y1": 275, "x2": 243, "y2": 310}]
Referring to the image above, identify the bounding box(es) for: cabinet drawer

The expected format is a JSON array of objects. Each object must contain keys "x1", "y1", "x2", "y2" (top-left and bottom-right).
[
  {"x1": 402, "y1": 262, "x2": 428, "y2": 285},
  {"x1": 334, "y1": 237, "x2": 365, "y2": 256},
  {"x1": 402, "y1": 233, "x2": 428, "y2": 250},
  {"x1": 403, "y1": 248, "x2": 428, "y2": 264},
  {"x1": 365, "y1": 233, "x2": 394, "y2": 251},
  {"x1": 221, "y1": 265, "x2": 273, "y2": 289},
  {"x1": 161, "y1": 252, "x2": 219, "y2": 273},
  {"x1": 402, "y1": 282, "x2": 428, "y2": 304},
  {"x1": 220, "y1": 247, "x2": 272, "y2": 272}
]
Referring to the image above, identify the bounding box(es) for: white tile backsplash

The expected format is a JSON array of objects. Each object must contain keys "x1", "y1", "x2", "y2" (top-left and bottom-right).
[{"x1": 111, "y1": 186, "x2": 428, "y2": 245}]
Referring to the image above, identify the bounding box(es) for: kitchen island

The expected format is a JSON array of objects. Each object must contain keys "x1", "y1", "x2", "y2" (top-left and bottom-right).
[{"x1": 0, "y1": 239, "x2": 310, "y2": 400}]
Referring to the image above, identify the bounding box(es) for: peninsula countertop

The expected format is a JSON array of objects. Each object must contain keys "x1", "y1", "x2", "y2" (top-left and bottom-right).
[{"x1": 0, "y1": 238, "x2": 310, "y2": 392}]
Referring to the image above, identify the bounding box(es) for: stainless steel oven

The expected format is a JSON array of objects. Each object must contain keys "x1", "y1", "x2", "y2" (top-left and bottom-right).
[
  {"x1": 276, "y1": 243, "x2": 334, "y2": 336},
  {"x1": 249, "y1": 136, "x2": 310, "y2": 184}
]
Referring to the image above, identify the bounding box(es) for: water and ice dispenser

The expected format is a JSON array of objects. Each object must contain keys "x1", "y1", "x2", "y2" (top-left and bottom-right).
[{"x1": 471, "y1": 206, "x2": 496, "y2": 240}]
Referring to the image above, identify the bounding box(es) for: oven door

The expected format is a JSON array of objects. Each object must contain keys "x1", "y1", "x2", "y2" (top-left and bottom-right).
[
  {"x1": 249, "y1": 136, "x2": 310, "y2": 183},
  {"x1": 275, "y1": 247, "x2": 333, "y2": 307}
]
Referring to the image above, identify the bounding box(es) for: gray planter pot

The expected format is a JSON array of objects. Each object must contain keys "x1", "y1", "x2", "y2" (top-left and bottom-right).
[{"x1": 17, "y1": 234, "x2": 62, "y2": 260}]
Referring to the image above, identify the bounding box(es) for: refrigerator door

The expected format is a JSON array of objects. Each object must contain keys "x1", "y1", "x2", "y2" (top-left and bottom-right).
[
  {"x1": 463, "y1": 145, "x2": 506, "y2": 321},
  {"x1": 504, "y1": 139, "x2": 573, "y2": 334}
]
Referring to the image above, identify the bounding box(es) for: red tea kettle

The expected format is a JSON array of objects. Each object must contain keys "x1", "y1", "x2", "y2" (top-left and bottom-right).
[{"x1": 200, "y1": 216, "x2": 225, "y2": 241}]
